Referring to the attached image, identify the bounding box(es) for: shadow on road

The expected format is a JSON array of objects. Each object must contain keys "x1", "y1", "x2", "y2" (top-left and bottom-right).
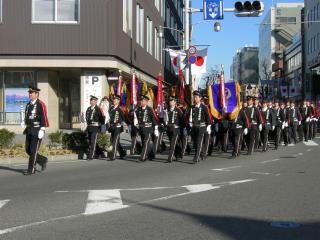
[
  {"x1": 140, "y1": 204, "x2": 320, "y2": 240},
  {"x1": 0, "y1": 166, "x2": 25, "y2": 174}
]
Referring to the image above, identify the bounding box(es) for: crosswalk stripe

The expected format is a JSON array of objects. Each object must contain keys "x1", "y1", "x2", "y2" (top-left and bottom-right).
[
  {"x1": 303, "y1": 140, "x2": 319, "y2": 146},
  {"x1": 0, "y1": 200, "x2": 10, "y2": 209},
  {"x1": 84, "y1": 190, "x2": 128, "y2": 215}
]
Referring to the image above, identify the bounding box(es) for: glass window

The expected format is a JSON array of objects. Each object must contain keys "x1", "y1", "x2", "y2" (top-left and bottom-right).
[
  {"x1": 0, "y1": 0, "x2": 2, "y2": 23},
  {"x1": 136, "y1": 4, "x2": 144, "y2": 47},
  {"x1": 2, "y1": 71, "x2": 35, "y2": 124},
  {"x1": 32, "y1": 0, "x2": 80, "y2": 23},
  {"x1": 155, "y1": 0, "x2": 160, "y2": 11},
  {"x1": 123, "y1": 0, "x2": 132, "y2": 37},
  {"x1": 147, "y1": 17, "x2": 153, "y2": 55}
]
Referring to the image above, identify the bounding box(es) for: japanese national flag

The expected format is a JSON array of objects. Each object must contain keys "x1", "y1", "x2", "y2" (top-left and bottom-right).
[
  {"x1": 168, "y1": 49, "x2": 187, "y2": 75},
  {"x1": 191, "y1": 48, "x2": 208, "y2": 75}
]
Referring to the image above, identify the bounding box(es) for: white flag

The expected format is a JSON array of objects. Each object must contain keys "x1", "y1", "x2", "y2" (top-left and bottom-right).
[
  {"x1": 168, "y1": 49, "x2": 187, "y2": 75},
  {"x1": 191, "y1": 48, "x2": 208, "y2": 75}
]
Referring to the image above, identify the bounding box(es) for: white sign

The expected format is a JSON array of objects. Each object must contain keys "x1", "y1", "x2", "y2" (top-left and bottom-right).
[{"x1": 83, "y1": 73, "x2": 103, "y2": 110}]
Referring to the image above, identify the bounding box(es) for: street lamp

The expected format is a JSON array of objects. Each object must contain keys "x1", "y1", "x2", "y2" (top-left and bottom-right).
[{"x1": 157, "y1": 26, "x2": 184, "y2": 39}]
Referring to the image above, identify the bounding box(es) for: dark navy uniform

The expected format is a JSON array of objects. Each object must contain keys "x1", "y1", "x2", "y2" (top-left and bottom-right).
[
  {"x1": 288, "y1": 107, "x2": 301, "y2": 144},
  {"x1": 86, "y1": 101, "x2": 103, "y2": 160},
  {"x1": 231, "y1": 108, "x2": 250, "y2": 158},
  {"x1": 108, "y1": 103, "x2": 127, "y2": 161},
  {"x1": 165, "y1": 104, "x2": 185, "y2": 162},
  {"x1": 299, "y1": 105, "x2": 311, "y2": 141},
  {"x1": 135, "y1": 101, "x2": 158, "y2": 161},
  {"x1": 260, "y1": 106, "x2": 275, "y2": 152},
  {"x1": 273, "y1": 106, "x2": 284, "y2": 149},
  {"x1": 189, "y1": 102, "x2": 211, "y2": 163},
  {"x1": 23, "y1": 87, "x2": 49, "y2": 175},
  {"x1": 245, "y1": 105, "x2": 263, "y2": 154}
]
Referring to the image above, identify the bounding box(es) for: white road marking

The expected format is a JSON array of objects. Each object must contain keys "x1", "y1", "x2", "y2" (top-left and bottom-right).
[
  {"x1": 250, "y1": 172, "x2": 271, "y2": 175},
  {"x1": 183, "y1": 184, "x2": 220, "y2": 193},
  {"x1": 307, "y1": 149, "x2": 312, "y2": 152},
  {"x1": 260, "y1": 159, "x2": 280, "y2": 164},
  {"x1": 84, "y1": 190, "x2": 128, "y2": 215},
  {"x1": 211, "y1": 166, "x2": 241, "y2": 172},
  {"x1": 303, "y1": 140, "x2": 318, "y2": 146},
  {"x1": 0, "y1": 200, "x2": 10, "y2": 209},
  {"x1": 1, "y1": 179, "x2": 256, "y2": 236},
  {"x1": 298, "y1": 153, "x2": 303, "y2": 156}
]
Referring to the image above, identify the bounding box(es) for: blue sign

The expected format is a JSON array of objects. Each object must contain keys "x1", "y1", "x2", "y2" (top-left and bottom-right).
[{"x1": 203, "y1": 0, "x2": 223, "y2": 20}]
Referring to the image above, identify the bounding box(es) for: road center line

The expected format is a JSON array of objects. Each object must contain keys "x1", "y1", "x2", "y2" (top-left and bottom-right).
[
  {"x1": 211, "y1": 166, "x2": 241, "y2": 171},
  {"x1": 0, "y1": 200, "x2": 10, "y2": 209},
  {"x1": 84, "y1": 190, "x2": 128, "y2": 215},
  {"x1": 303, "y1": 140, "x2": 318, "y2": 146},
  {"x1": 260, "y1": 159, "x2": 280, "y2": 164},
  {"x1": 250, "y1": 172, "x2": 271, "y2": 175}
]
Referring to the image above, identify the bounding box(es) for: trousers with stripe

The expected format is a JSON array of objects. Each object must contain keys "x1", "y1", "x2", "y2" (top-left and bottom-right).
[
  {"x1": 191, "y1": 126, "x2": 206, "y2": 162},
  {"x1": 110, "y1": 127, "x2": 125, "y2": 159},
  {"x1": 166, "y1": 127, "x2": 182, "y2": 162},
  {"x1": 87, "y1": 126, "x2": 101, "y2": 159},
  {"x1": 139, "y1": 127, "x2": 154, "y2": 161},
  {"x1": 231, "y1": 128, "x2": 243, "y2": 157},
  {"x1": 25, "y1": 132, "x2": 47, "y2": 172}
]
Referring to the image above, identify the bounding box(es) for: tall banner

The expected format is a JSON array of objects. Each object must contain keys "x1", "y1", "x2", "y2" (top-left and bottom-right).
[
  {"x1": 219, "y1": 72, "x2": 226, "y2": 111},
  {"x1": 130, "y1": 73, "x2": 137, "y2": 106},
  {"x1": 208, "y1": 81, "x2": 241, "y2": 120},
  {"x1": 179, "y1": 69, "x2": 185, "y2": 105},
  {"x1": 157, "y1": 72, "x2": 163, "y2": 114},
  {"x1": 117, "y1": 75, "x2": 123, "y2": 96}
]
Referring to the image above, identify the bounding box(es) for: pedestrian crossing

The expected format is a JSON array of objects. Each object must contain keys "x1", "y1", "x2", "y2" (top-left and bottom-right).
[{"x1": 0, "y1": 200, "x2": 10, "y2": 209}]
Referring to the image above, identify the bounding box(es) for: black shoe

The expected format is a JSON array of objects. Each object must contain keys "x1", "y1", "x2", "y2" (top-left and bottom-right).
[
  {"x1": 109, "y1": 158, "x2": 115, "y2": 161},
  {"x1": 23, "y1": 170, "x2": 34, "y2": 175},
  {"x1": 41, "y1": 158, "x2": 48, "y2": 171},
  {"x1": 148, "y1": 153, "x2": 155, "y2": 161}
]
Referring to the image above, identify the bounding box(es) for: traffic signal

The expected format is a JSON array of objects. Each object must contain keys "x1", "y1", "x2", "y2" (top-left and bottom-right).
[{"x1": 234, "y1": 1, "x2": 264, "y2": 17}]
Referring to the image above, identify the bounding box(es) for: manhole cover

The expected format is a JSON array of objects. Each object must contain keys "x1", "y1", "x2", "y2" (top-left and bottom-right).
[{"x1": 271, "y1": 221, "x2": 300, "y2": 229}]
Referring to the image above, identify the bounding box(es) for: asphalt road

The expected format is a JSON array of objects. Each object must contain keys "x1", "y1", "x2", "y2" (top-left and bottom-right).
[{"x1": 0, "y1": 138, "x2": 320, "y2": 240}]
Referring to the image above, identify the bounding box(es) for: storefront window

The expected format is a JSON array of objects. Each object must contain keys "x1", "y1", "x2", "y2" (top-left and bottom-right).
[{"x1": 2, "y1": 71, "x2": 35, "y2": 124}]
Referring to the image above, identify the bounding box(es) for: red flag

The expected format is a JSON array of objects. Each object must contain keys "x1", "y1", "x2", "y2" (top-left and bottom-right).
[
  {"x1": 117, "y1": 75, "x2": 123, "y2": 96},
  {"x1": 157, "y1": 72, "x2": 163, "y2": 113},
  {"x1": 179, "y1": 69, "x2": 185, "y2": 104},
  {"x1": 130, "y1": 73, "x2": 137, "y2": 106},
  {"x1": 220, "y1": 72, "x2": 226, "y2": 111}
]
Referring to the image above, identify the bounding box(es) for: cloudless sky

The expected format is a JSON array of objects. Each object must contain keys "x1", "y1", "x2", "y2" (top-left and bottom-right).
[{"x1": 191, "y1": 0, "x2": 304, "y2": 80}]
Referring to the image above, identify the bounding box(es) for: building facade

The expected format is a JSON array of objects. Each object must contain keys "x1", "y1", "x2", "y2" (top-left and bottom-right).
[
  {"x1": 303, "y1": 0, "x2": 320, "y2": 100},
  {"x1": 259, "y1": 3, "x2": 304, "y2": 99},
  {"x1": 231, "y1": 46, "x2": 259, "y2": 85},
  {"x1": 0, "y1": 0, "x2": 184, "y2": 133}
]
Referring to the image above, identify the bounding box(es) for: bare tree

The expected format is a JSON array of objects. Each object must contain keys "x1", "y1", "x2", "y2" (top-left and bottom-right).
[{"x1": 260, "y1": 58, "x2": 271, "y2": 82}]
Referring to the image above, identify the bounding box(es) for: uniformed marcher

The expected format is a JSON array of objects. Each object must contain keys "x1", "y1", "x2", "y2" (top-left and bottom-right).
[
  {"x1": 244, "y1": 96, "x2": 263, "y2": 155},
  {"x1": 108, "y1": 94, "x2": 127, "y2": 161},
  {"x1": 23, "y1": 86, "x2": 49, "y2": 175},
  {"x1": 85, "y1": 95, "x2": 104, "y2": 160},
  {"x1": 134, "y1": 95, "x2": 159, "y2": 162},
  {"x1": 273, "y1": 100, "x2": 283, "y2": 149},
  {"x1": 189, "y1": 91, "x2": 211, "y2": 163},
  {"x1": 299, "y1": 99, "x2": 311, "y2": 142},
  {"x1": 260, "y1": 100, "x2": 275, "y2": 152},
  {"x1": 164, "y1": 96, "x2": 185, "y2": 162},
  {"x1": 288, "y1": 101, "x2": 301, "y2": 144},
  {"x1": 231, "y1": 105, "x2": 250, "y2": 158}
]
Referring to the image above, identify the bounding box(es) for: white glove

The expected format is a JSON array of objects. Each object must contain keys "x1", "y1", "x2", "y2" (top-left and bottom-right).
[
  {"x1": 154, "y1": 129, "x2": 159, "y2": 137},
  {"x1": 298, "y1": 121, "x2": 301, "y2": 125},
  {"x1": 38, "y1": 129, "x2": 45, "y2": 139},
  {"x1": 206, "y1": 125, "x2": 211, "y2": 135},
  {"x1": 272, "y1": 126, "x2": 275, "y2": 131},
  {"x1": 183, "y1": 128, "x2": 188, "y2": 136},
  {"x1": 285, "y1": 122, "x2": 288, "y2": 127},
  {"x1": 259, "y1": 124, "x2": 262, "y2": 132},
  {"x1": 215, "y1": 124, "x2": 219, "y2": 132},
  {"x1": 282, "y1": 123, "x2": 285, "y2": 130},
  {"x1": 306, "y1": 117, "x2": 310, "y2": 122},
  {"x1": 20, "y1": 122, "x2": 25, "y2": 129},
  {"x1": 189, "y1": 123, "x2": 193, "y2": 128},
  {"x1": 244, "y1": 128, "x2": 248, "y2": 135}
]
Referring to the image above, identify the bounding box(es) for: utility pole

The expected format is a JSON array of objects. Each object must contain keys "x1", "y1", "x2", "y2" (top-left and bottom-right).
[{"x1": 184, "y1": 0, "x2": 190, "y2": 87}]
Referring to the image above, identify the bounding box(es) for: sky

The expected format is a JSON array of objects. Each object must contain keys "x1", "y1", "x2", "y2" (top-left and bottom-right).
[{"x1": 191, "y1": 0, "x2": 304, "y2": 81}]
